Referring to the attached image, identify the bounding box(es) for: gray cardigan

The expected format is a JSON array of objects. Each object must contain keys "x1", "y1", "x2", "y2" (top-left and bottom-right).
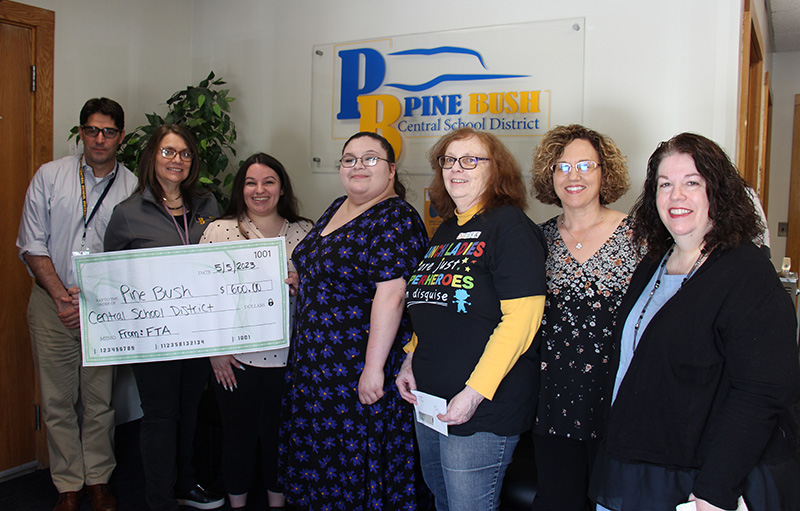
[{"x1": 104, "y1": 186, "x2": 219, "y2": 251}]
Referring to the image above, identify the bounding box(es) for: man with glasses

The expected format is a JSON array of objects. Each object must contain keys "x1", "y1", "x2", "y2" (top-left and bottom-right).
[{"x1": 16, "y1": 98, "x2": 137, "y2": 511}]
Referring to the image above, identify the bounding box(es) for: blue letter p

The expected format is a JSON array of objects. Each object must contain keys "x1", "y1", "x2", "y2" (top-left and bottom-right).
[{"x1": 337, "y1": 48, "x2": 385, "y2": 120}]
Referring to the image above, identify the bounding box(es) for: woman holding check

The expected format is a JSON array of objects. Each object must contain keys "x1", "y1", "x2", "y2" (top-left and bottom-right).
[
  {"x1": 199, "y1": 153, "x2": 312, "y2": 510},
  {"x1": 104, "y1": 124, "x2": 221, "y2": 511}
]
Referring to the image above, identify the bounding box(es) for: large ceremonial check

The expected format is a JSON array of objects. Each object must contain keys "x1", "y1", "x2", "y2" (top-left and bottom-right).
[{"x1": 73, "y1": 239, "x2": 289, "y2": 366}]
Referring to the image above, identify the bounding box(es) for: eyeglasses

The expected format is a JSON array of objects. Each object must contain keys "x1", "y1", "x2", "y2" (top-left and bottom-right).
[
  {"x1": 159, "y1": 147, "x2": 193, "y2": 162},
  {"x1": 551, "y1": 161, "x2": 599, "y2": 174},
  {"x1": 438, "y1": 156, "x2": 491, "y2": 170},
  {"x1": 81, "y1": 125, "x2": 120, "y2": 138},
  {"x1": 339, "y1": 155, "x2": 389, "y2": 168}
]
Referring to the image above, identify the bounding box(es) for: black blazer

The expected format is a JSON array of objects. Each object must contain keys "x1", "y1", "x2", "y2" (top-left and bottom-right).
[{"x1": 602, "y1": 242, "x2": 800, "y2": 507}]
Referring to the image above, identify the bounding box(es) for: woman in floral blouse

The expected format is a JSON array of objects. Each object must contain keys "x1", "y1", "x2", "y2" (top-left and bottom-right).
[{"x1": 529, "y1": 124, "x2": 642, "y2": 511}]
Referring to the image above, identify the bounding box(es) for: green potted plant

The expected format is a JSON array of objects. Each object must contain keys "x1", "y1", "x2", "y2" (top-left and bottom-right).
[{"x1": 71, "y1": 71, "x2": 237, "y2": 209}]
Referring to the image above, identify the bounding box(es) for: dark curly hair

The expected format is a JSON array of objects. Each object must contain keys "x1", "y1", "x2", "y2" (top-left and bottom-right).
[
  {"x1": 631, "y1": 132, "x2": 762, "y2": 260},
  {"x1": 530, "y1": 124, "x2": 629, "y2": 207},
  {"x1": 223, "y1": 152, "x2": 311, "y2": 224},
  {"x1": 427, "y1": 127, "x2": 527, "y2": 220}
]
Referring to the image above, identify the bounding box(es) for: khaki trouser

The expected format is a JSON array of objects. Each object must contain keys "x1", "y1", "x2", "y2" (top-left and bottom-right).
[{"x1": 27, "y1": 284, "x2": 116, "y2": 492}]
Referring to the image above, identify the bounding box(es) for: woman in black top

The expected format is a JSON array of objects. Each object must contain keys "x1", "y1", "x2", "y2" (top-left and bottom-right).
[
  {"x1": 397, "y1": 128, "x2": 547, "y2": 511},
  {"x1": 590, "y1": 133, "x2": 800, "y2": 511}
]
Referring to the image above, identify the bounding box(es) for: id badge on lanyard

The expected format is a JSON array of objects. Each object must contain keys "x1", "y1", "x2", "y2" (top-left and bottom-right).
[
  {"x1": 74, "y1": 231, "x2": 90, "y2": 256},
  {"x1": 77, "y1": 159, "x2": 117, "y2": 257}
]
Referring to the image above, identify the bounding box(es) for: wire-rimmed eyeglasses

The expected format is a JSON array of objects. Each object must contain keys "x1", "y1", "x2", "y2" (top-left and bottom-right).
[
  {"x1": 551, "y1": 161, "x2": 599, "y2": 174},
  {"x1": 159, "y1": 147, "x2": 193, "y2": 162},
  {"x1": 339, "y1": 156, "x2": 390, "y2": 168}
]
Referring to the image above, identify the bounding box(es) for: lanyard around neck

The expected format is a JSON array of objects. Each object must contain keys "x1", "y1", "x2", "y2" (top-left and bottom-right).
[
  {"x1": 79, "y1": 159, "x2": 118, "y2": 245},
  {"x1": 631, "y1": 245, "x2": 706, "y2": 351},
  {"x1": 163, "y1": 202, "x2": 190, "y2": 245}
]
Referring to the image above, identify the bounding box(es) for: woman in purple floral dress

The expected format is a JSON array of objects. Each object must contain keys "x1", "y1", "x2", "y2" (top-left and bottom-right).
[{"x1": 279, "y1": 132, "x2": 431, "y2": 511}]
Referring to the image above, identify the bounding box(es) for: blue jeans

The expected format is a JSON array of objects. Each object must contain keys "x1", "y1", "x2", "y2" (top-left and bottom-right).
[{"x1": 415, "y1": 424, "x2": 519, "y2": 511}]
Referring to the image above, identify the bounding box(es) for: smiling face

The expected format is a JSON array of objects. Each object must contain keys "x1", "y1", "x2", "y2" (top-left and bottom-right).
[
  {"x1": 552, "y1": 138, "x2": 602, "y2": 211},
  {"x1": 656, "y1": 152, "x2": 712, "y2": 244},
  {"x1": 339, "y1": 136, "x2": 396, "y2": 203},
  {"x1": 80, "y1": 113, "x2": 124, "y2": 171},
  {"x1": 442, "y1": 136, "x2": 491, "y2": 213},
  {"x1": 154, "y1": 132, "x2": 191, "y2": 192},
  {"x1": 243, "y1": 163, "x2": 282, "y2": 219}
]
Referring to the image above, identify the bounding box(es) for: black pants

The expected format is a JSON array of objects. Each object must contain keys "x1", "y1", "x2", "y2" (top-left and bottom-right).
[
  {"x1": 132, "y1": 357, "x2": 210, "y2": 511},
  {"x1": 214, "y1": 364, "x2": 286, "y2": 495},
  {"x1": 532, "y1": 433, "x2": 600, "y2": 511}
]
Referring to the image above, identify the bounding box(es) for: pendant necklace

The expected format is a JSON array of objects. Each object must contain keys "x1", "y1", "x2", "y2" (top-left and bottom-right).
[
  {"x1": 631, "y1": 244, "x2": 707, "y2": 351},
  {"x1": 560, "y1": 213, "x2": 603, "y2": 250}
]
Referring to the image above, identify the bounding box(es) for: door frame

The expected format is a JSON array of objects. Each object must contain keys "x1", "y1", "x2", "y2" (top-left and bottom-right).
[
  {"x1": 787, "y1": 95, "x2": 800, "y2": 273},
  {"x1": 0, "y1": 0, "x2": 54, "y2": 471},
  {"x1": 737, "y1": 0, "x2": 766, "y2": 190}
]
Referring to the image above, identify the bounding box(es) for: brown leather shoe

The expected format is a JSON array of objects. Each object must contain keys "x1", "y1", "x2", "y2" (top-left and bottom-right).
[
  {"x1": 53, "y1": 490, "x2": 84, "y2": 511},
  {"x1": 85, "y1": 483, "x2": 117, "y2": 511}
]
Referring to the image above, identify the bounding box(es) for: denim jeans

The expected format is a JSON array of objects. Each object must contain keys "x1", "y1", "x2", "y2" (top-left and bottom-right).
[{"x1": 415, "y1": 423, "x2": 520, "y2": 511}]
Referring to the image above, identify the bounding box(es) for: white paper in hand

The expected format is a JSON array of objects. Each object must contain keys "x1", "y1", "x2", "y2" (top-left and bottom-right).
[
  {"x1": 675, "y1": 497, "x2": 748, "y2": 511},
  {"x1": 411, "y1": 390, "x2": 448, "y2": 436}
]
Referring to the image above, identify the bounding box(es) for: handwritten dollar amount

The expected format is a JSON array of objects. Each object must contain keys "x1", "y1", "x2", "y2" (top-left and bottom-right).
[{"x1": 219, "y1": 281, "x2": 271, "y2": 295}]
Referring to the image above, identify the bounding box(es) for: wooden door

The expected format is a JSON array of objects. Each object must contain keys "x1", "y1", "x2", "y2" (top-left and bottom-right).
[{"x1": 0, "y1": 1, "x2": 54, "y2": 476}]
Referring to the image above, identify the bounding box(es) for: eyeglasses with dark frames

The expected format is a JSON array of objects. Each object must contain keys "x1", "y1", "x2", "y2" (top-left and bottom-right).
[
  {"x1": 438, "y1": 155, "x2": 491, "y2": 170},
  {"x1": 81, "y1": 125, "x2": 120, "y2": 138}
]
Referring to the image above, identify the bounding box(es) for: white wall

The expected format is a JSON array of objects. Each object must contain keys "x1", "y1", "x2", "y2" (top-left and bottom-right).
[
  {"x1": 21, "y1": 0, "x2": 194, "y2": 155},
  {"x1": 191, "y1": 1, "x2": 278, "y2": 163},
  {"x1": 768, "y1": 50, "x2": 800, "y2": 267},
  {"x1": 207, "y1": 0, "x2": 743, "y2": 223},
  {"x1": 22, "y1": 0, "x2": 767, "y2": 229}
]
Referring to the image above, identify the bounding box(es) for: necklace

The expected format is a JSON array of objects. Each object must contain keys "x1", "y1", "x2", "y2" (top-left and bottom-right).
[
  {"x1": 632, "y1": 245, "x2": 707, "y2": 351},
  {"x1": 162, "y1": 194, "x2": 183, "y2": 210},
  {"x1": 560, "y1": 213, "x2": 603, "y2": 250}
]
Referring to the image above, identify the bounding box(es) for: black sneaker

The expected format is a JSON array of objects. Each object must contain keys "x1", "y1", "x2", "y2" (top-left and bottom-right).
[{"x1": 176, "y1": 484, "x2": 224, "y2": 509}]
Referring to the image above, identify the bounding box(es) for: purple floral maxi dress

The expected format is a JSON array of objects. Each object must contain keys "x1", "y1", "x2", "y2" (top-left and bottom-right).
[{"x1": 279, "y1": 196, "x2": 431, "y2": 511}]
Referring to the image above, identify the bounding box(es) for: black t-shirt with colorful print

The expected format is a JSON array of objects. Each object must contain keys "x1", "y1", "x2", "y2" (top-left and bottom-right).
[{"x1": 406, "y1": 205, "x2": 547, "y2": 436}]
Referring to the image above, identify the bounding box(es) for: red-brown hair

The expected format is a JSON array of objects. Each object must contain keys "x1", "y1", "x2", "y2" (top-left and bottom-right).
[{"x1": 427, "y1": 127, "x2": 527, "y2": 220}]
